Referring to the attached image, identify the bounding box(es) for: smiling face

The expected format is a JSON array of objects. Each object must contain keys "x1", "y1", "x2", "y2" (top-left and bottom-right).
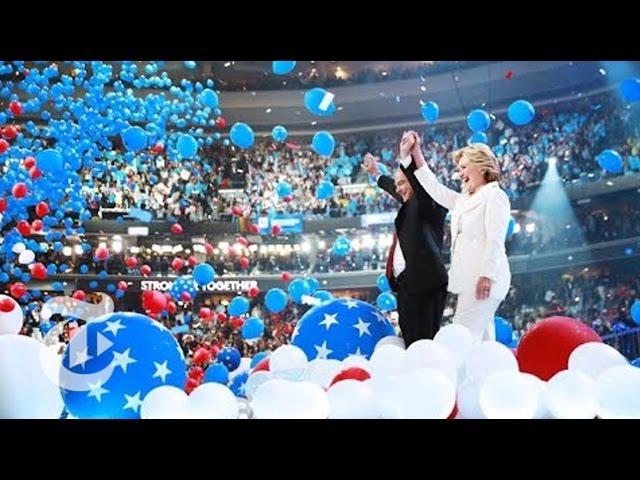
[
  {"x1": 456, "y1": 154, "x2": 487, "y2": 195},
  {"x1": 394, "y1": 169, "x2": 413, "y2": 202}
]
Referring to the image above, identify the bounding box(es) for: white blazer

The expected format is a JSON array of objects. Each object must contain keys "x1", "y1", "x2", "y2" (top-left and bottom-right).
[{"x1": 412, "y1": 162, "x2": 512, "y2": 300}]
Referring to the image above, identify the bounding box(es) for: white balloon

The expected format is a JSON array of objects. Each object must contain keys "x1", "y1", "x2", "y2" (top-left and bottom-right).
[
  {"x1": 141, "y1": 386, "x2": 190, "y2": 419},
  {"x1": 366, "y1": 376, "x2": 404, "y2": 419},
  {"x1": 457, "y1": 379, "x2": 486, "y2": 419},
  {"x1": 0, "y1": 295, "x2": 23, "y2": 336},
  {"x1": 406, "y1": 339, "x2": 457, "y2": 384},
  {"x1": 327, "y1": 380, "x2": 378, "y2": 419},
  {"x1": 341, "y1": 355, "x2": 370, "y2": 371},
  {"x1": 395, "y1": 368, "x2": 456, "y2": 419},
  {"x1": 269, "y1": 345, "x2": 308, "y2": 372},
  {"x1": 375, "y1": 335, "x2": 405, "y2": 351},
  {"x1": 12, "y1": 242, "x2": 26, "y2": 254},
  {"x1": 479, "y1": 371, "x2": 540, "y2": 419},
  {"x1": 0, "y1": 335, "x2": 64, "y2": 418},
  {"x1": 521, "y1": 373, "x2": 550, "y2": 419},
  {"x1": 369, "y1": 344, "x2": 407, "y2": 379},
  {"x1": 568, "y1": 342, "x2": 628, "y2": 380},
  {"x1": 252, "y1": 379, "x2": 328, "y2": 419},
  {"x1": 301, "y1": 359, "x2": 342, "y2": 389},
  {"x1": 434, "y1": 323, "x2": 475, "y2": 368},
  {"x1": 244, "y1": 371, "x2": 274, "y2": 400},
  {"x1": 189, "y1": 383, "x2": 238, "y2": 419},
  {"x1": 546, "y1": 370, "x2": 597, "y2": 419},
  {"x1": 595, "y1": 365, "x2": 640, "y2": 419},
  {"x1": 466, "y1": 341, "x2": 518, "y2": 383},
  {"x1": 18, "y1": 249, "x2": 35, "y2": 265}
]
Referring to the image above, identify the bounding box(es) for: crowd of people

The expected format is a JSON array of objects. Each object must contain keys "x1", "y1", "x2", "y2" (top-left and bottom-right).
[{"x1": 76, "y1": 92, "x2": 640, "y2": 225}]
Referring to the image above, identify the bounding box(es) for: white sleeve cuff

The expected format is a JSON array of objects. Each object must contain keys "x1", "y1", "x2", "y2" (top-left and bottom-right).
[{"x1": 398, "y1": 155, "x2": 412, "y2": 168}]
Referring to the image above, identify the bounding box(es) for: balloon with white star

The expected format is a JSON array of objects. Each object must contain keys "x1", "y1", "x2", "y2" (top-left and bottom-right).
[
  {"x1": 291, "y1": 298, "x2": 395, "y2": 361},
  {"x1": 60, "y1": 312, "x2": 187, "y2": 419},
  {"x1": 170, "y1": 275, "x2": 199, "y2": 301}
]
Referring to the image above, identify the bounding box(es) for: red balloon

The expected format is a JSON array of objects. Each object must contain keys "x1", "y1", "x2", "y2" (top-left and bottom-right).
[
  {"x1": 239, "y1": 257, "x2": 250, "y2": 269},
  {"x1": 9, "y1": 101, "x2": 22, "y2": 116},
  {"x1": 171, "y1": 223, "x2": 183, "y2": 235},
  {"x1": 0, "y1": 198, "x2": 6, "y2": 213},
  {"x1": 171, "y1": 257, "x2": 185, "y2": 272},
  {"x1": 217, "y1": 312, "x2": 228, "y2": 324},
  {"x1": 199, "y1": 307, "x2": 212, "y2": 321},
  {"x1": 140, "y1": 265, "x2": 152, "y2": 276},
  {"x1": 72, "y1": 290, "x2": 86, "y2": 301},
  {"x1": 0, "y1": 139, "x2": 9, "y2": 154},
  {"x1": 231, "y1": 205, "x2": 243, "y2": 216},
  {"x1": 248, "y1": 286, "x2": 260, "y2": 298},
  {"x1": 187, "y1": 256, "x2": 197, "y2": 267},
  {"x1": 236, "y1": 236, "x2": 249, "y2": 247},
  {"x1": 17, "y1": 220, "x2": 32, "y2": 236},
  {"x1": 185, "y1": 377, "x2": 200, "y2": 394},
  {"x1": 215, "y1": 117, "x2": 227, "y2": 129},
  {"x1": 151, "y1": 142, "x2": 164, "y2": 154},
  {"x1": 330, "y1": 367, "x2": 372, "y2": 386},
  {"x1": 23, "y1": 156, "x2": 36, "y2": 168},
  {"x1": 29, "y1": 166, "x2": 42, "y2": 180},
  {"x1": 504, "y1": 70, "x2": 514, "y2": 80},
  {"x1": 210, "y1": 345, "x2": 220, "y2": 358},
  {"x1": 204, "y1": 242, "x2": 214, "y2": 255},
  {"x1": 31, "y1": 219, "x2": 43, "y2": 232},
  {"x1": 249, "y1": 224, "x2": 259, "y2": 234},
  {"x1": 2, "y1": 125, "x2": 18, "y2": 140},
  {"x1": 35, "y1": 202, "x2": 49, "y2": 217},
  {"x1": 517, "y1": 316, "x2": 602, "y2": 381},
  {"x1": 144, "y1": 291, "x2": 167, "y2": 314},
  {"x1": 280, "y1": 271, "x2": 292, "y2": 282},
  {"x1": 230, "y1": 317, "x2": 245, "y2": 329},
  {"x1": 283, "y1": 195, "x2": 293, "y2": 203},
  {"x1": 253, "y1": 358, "x2": 270, "y2": 373},
  {"x1": 95, "y1": 246, "x2": 109, "y2": 261},
  {"x1": 12, "y1": 182, "x2": 27, "y2": 199},
  {"x1": 10, "y1": 283, "x2": 27, "y2": 299},
  {"x1": 125, "y1": 256, "x2": 138, "y2": 268},
  {"x1": 180, "y1": 291, "x2": 192, "y2": 303},
  {"x1": 271, "y1": 225, "x2": 282, "y2": 235},
  {"x1": 29, "y1": 263, "x2": 47, "y2": 280},
  {"x1": 189, "y1": 366, "x2": 204, "y2": 379},
  {"x1": 283, "y1": 323, "x2": 293, "y2": 335},
  {"x1": 192, "y1": 348, "x2": 212, "y2": 365},
  {"x1": 166, "y1": 301, "x2": 177, "y2": 315},
  {"x1": 117, "y1": 281, "x2": 129, "y2": 291},
  {"x1": 447, "y1": 403, "x2": 458, "y2": 420},
  {"x1": 0, "y1": 297, "x2": 16, "y2": 312}
]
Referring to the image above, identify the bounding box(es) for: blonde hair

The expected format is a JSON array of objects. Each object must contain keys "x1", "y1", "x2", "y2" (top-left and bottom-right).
[{"x1": 452, "y1": 143, "x2": 501, "y2": 183}]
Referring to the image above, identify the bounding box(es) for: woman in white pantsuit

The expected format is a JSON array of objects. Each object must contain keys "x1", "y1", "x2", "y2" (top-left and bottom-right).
[{"x1": 402, "y1": 133, "x2": 511, "y2": 342}]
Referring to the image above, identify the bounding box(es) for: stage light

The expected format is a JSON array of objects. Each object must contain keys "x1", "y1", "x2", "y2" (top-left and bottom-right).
[{"x1": 62, "y1": 246, "x2": 72, "y2": 256}]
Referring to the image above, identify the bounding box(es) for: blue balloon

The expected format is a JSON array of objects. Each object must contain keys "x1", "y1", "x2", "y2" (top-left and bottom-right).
[
  {"x1": 304, "y1": 87, "x2": 336, "y2": 116},
  {"x1": 376, "y1": 292, "x2": 397, "y2": 312},
  {"x1": 507, "y1": 100, "x2": 535, "y2": 126},
  {"x1": 229, "y1": 122, "x2": 255, "y2": 149},
  {"x1": 597, "y1": 149, "x2": 623, "y2": 173},
  {"x1": 469, "y1": 132, "x2": 488, "y2": 144},
  {"x1": 60, "y1": 312, "x2": 187, "y2": 419},
  {"x1": 272, "y1": 125, "x2": 288, "y2": 142},
  {"x1": 632, "y1": 357, "x2": 640, "y2": 368},
  {"x1": 494, "y1": 316, "x2": 513, "y2": 345},
  {"x1": 121, "y1": 126, "x2": 147, "y2": 152},
  {"x1": 312, "y1": 131, "x2": 335, "y2": 157},
  {"x1": 292, "y1": 298, "x2": 395, "y2": 360},
  {"x1": 306, "y1": 277, "x2": 320, "y2": 294},
  {"x1": 217, "y1": 347, "x2": 241, "y2": 371},
  {"x1": 203, "y1": 363, "x2": 229, "y2": 385},
  {"x1": 177, "y1": 134, "x2": 198, "y2": 159},
  {"x1": 184, "y1": 61, "x2": 196, "y2": 70},
  {"x1": 421, "y1": 101, "x2": 440, "y2": 123},
  {"x1": 242, "y1": 316, "x2": 265, "y2": 340},
  {"x1": 250, "y1": 351, "x2": 269, "y2": 369},
  {"x1": 170, "y1": 275, "x2": 198, "y2": 301},
  {"x1": 377, "y1": 274, "x2": 390, "y2": 292},
  {"x1": 620, "y1": 77, "x2": 640, "y2": 103},
  {"x1": 89, "y1": 281, "x2": 98, "y2": 289},
  {"x1": 631, "y1": 300, "x2": 640, "y2": 326},
  {"x1": 467, "y1": 109, "x2": 491, "y2": 132},
  {"x1": 199, "y1": 88, "x2": 219, "y2": 108},
  {"x1": 228, "y1": 296, "x2": 250, "y2": 316},
  {"x1": 312, "y1": 290, "x2": 333, "y2": 303},
  {"x1": 507, "y1": 216, "x2": 516, "y2": 239},
  {"x1": 36, "y1": 149, "x2": 64, "y2": 174},
  {"x1": 264, "y1": 288, "x2": 288, "y2": 313},
  {"x1": 332, "y1": 236, "x2": 351, "y2": 256},
  {"x1": 288, "y1": 278, "x2": 311, "y2": 304},
  {"x1": 79, "y1": 264, "x2": 89, "y2": 274},
  {"x1": 276, "y1": 181, "x2": 293, "y2": 198},
  {"x1": 192, "y1": 263, "x2": 215, "y2": 285},
  {"x1": 316, "y1": 180, "x2": 334, "y2": 200},
  {"x1": 230, "y1": 371, "x2": 249, "y2": 398},
  {"x1": 272, "y1": 61, "x2": 296, "y2": 75}
]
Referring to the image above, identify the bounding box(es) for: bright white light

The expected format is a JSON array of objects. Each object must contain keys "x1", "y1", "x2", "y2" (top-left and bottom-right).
[
  {"x1": 98, "y1": 242, "x2": 107, "y2": 249},
  {"x1": 218, "y1": 242, "x2": 229, "y2": 250},
  {"x1": 318, "y1": 240, "x2": 326, "y2": 250},
  {"x1": 162, "y1": 245, "x2": 173, "y2": 253},
  {"x1": 173, "y1": 245, "x2": 183, "y2": 253},
  {"x1": 361, "y1": 234, "x2": 374, "y2": 249},
  {"x1": 301, "y1": 241, "x2": 311, "y2": 253},
  {"x1": 74, "y1": 245, "x2": 84, "y2": 255},
  {"x1": 62, "y1": 246, "x2": 72, "y2": 256},
  {"x1": 513, "y1": 223, "x2": 521, "y2": 234},
  {"x1": 249, "y1": 244, "x2": 258, "y2": 252},
  {"x1": 112, "y1": 241, "x2": 123, "y2": 253},
  {"x1": 130, "y1": 246, "x2": 141, "y2": 254},
  {"x1": 525, "y1": 222, "x2": 536, "y2": 233},
  {"x1": 259, "y1": 246, "x2": 267, "y2": 254},
  {"x1": 548, "y1": 157, "x2": 557, "y2": 167}
]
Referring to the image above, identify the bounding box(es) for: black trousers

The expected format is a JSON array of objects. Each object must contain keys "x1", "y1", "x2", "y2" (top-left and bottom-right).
[{"x1": 396, "y1": 273, "x2": 447, "y2": 347}]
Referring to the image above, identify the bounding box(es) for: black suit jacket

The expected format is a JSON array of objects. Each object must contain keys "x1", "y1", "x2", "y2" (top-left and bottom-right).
[{"x1": 378, "y1": 162, "x2": 448, "y2": 295}]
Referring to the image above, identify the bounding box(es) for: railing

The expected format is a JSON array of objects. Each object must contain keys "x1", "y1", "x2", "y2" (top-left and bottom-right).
[{"x1": 602, "y1": 327, "x2": 640, "y2": 360}]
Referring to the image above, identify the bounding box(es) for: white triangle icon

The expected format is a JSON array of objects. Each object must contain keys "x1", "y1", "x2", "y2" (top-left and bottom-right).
[{"x1": 97, "y1": 332, "x2": 114, "y2": 357}]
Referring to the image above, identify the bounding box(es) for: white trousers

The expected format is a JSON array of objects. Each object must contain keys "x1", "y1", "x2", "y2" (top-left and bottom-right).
[{"x1": 452, "y1": 292, "x2": 502, "y2": 343}]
